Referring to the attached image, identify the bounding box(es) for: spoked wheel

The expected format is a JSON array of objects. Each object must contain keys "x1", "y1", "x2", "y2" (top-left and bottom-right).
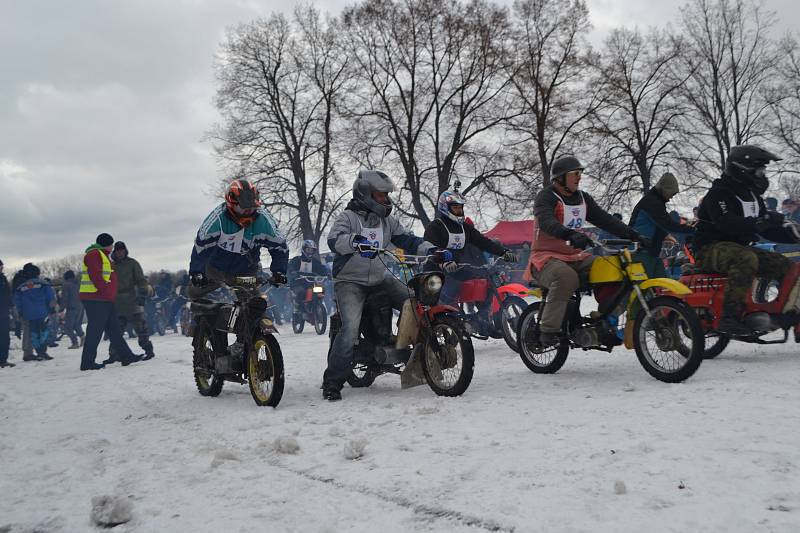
[
  {"x1": 192, "y1": 323, "x2": 224, "y2": 397},
  {"x1": 313, "y1": 300, "x2": 328, "y2": 335},
  {"x1": 346, "y1": 363, "x2": 378, "y2": 388},
  {"x1": 247, "y1": 333, "x2": 285, "y2": 407},
  {"x1": 292, "y1": 313, "x2": 305, "y2": 334},
  {"x1": 499, "y1": 295, "x2": 528, "y2": 353},
  {"x1": 703, "y1": 333, "x2": 730, "y2": 359},
  {"x1": 517, "y1": 302, "x2": 570, "y2": 374},
  {"x1": 180, "y1": 307, "x2": 192, "y2": 337},
  {"x1": 420, "y1": 315, "x2": 474, "y2": 396},
  {"x1": 633, "y1": 296, "x2": 704, "y2": 382}
]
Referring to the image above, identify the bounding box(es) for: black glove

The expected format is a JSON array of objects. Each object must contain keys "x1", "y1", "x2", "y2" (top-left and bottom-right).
[
  {"x1": 568, "y1": 232, "x2": 591, "y2": 250},
  {"x1": 501, "y1": 249, "x2": 517, "y2": 263},
  {"x1": 271, "y1": 272, "x2": 287, "y2": 286},
  {"x1": 442, "y1": 261, "x2": 459, "y2": 273},
  {"x1": 190, "y1": 272, "x2": 206, "y2": 287},
  {"x1": 755, "y1": 211, "x2": 785, "y2": 232},
  {"x1": 632, "y1": 232, "x2": 652, "y2": 250}
]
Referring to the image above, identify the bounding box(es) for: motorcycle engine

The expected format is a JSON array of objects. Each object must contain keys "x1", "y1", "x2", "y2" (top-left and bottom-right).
[{"x1": 572, "y1": 326, "x2": 600, "y2": 348}]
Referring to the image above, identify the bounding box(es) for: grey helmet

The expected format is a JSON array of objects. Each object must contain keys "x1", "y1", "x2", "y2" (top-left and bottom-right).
[
  {"x1": 353, "y1": 169, "x2": 395, "y2": 217},
  {"x1": 550, "y1": 156, "x2": 585, "y2": 183}
]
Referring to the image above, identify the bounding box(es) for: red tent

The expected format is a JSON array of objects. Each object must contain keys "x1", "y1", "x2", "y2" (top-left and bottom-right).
[{"x1": 483, "y1": 220, "x2": 535, "y2": 246}]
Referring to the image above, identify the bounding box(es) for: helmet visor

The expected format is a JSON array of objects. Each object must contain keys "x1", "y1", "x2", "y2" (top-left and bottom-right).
[{"x1": 233, "y1": 204, "x2": 257, "y2": 217}]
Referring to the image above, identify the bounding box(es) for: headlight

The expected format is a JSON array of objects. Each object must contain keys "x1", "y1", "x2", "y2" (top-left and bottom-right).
[
  {"x1": 312, "y1": 286, "x2": 324, "y2": 294},
  {"x1": 425, "y1": 275, "x2": 443, "y2": 293}
]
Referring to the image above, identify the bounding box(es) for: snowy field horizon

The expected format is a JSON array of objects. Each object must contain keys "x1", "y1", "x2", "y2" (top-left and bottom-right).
[{"x1": 1, "y1": 329, "x2": 798, "y2": 532}]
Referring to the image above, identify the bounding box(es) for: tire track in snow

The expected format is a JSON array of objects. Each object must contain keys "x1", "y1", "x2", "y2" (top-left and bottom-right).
[{"x1": 280, "y1": 464, "x2": 516, "y2": 532}]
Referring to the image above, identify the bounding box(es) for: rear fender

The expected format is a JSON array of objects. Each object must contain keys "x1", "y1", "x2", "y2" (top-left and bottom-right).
[{"x1": 497, "y1": 283, "x2": 531, "y2": 298}]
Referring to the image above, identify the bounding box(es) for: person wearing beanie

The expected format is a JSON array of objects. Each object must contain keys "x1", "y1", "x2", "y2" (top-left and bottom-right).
[
  {"x1": 13, "y1": 264, "x2": 55, "y2": 361},
  {"x1": 11, "y1": 263, "x2": 36, "y2": 359},
  {"x1": 78, "y1": 233, "x2": 142, "y2": 370},
  {"x1": 107, "y1": 241, "x2": 155, "y2": 362},
  {"x1": 0, "y1": 259, "x2": 13, "y2": 367},
  {"x1": 629, "y1": 172, "x2": 696, "y2": 278},
  {"x1": 61, "y1": 269, "x2": 84, "y2": 349}
]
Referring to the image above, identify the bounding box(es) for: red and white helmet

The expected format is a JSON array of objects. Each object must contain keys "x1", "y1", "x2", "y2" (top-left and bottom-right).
[{"x1": 225, "y1": 178, "x2": 261, "y2": 227}]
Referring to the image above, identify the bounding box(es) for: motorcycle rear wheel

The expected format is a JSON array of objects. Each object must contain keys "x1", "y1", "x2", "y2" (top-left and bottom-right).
[
  {"x1": 633, "y1": 296, "x2": 704, "y2": 382},
  {"x1": 192, "y1": 322, "x2": 224, "y2": 397},
  {"x1": 500, "y1": 295, "x2": 528, "y2": 353},
  {"x1": 421, "y1": 315, "x2": 474, "y2": 396},
  {"x1": 347, "y1": 364, "x2": 377, "y2": 388},
  {"x1": 156, "y1": 312, "x2": 167, "y2": 336},
  {"x1": 703, "y1": 333, "x2": 730, "y2": 359},
  {"x1": 247, "y1": 332, "x2": 285, "y2": 407},
  {"x1": 517, "y1": 302, "x2": 570, "y2": 374}
]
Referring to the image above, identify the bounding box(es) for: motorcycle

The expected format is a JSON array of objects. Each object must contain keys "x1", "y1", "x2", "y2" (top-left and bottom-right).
[
  {"x1": 450, "y1": 258, "x2": 534, "y2": 353},
  {"x1": 328, "y1": 248, "x2": 474, "y2": 397},
  {"x1": 190, "y1": 275, "x2": 285, "y2": 407},
  {"x1": 517, "y1": 239, "x2": 705, "y2": 383},
  {"x1": 676, "y1": 255, "x2": 800, "y2": 360},
  {"x1": 291, "y1": 275, "x2": 329, "y2": 335}
]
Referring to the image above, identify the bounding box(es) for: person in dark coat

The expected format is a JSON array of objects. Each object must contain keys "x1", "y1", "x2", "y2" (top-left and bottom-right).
[
  {"x1": 288, "y1": 240, "x2": 329, "y2": 316},
  {"x1": 14, "y1": 264, "x2": 55, "y2": 360},
  {"x1": 79, "y1": 233, "x2": 142, "y2": 371},
  {"x1": 11, "y1": 263, "x2": 37, "y2": 359},
  {"x1": 629, "y1": 173, "x2": 696, "y2": 277},
  {"x1": 61, "y1": 270, "x2": 84, "y2": 349},
  {"x1": 108, "y1": 242, "x2": 154, "y2": 361},
  {"x1": 0, "y1": 259, "x2": 13, "y2": 367}
]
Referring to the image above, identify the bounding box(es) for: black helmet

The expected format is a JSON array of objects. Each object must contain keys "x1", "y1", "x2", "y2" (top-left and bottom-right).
[
  {"x1": 353, "y1": 169, "x2": 395, "y2": 217},
  {"x1": 725, "y1": 145, "x2": 781, "y2": 194},
  {"x1": 550, "y1": 156, "x2": 585, "y2": 182}
]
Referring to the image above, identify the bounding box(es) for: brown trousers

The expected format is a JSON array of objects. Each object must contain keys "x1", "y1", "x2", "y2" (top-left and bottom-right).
[{"x1": 532, "y1": 256, "x2": 596, "y2": 333}]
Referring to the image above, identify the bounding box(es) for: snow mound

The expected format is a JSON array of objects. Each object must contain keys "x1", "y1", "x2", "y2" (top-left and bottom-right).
[
  {"x1": 210, "y1": 450, "x2": 240, "y2": 468},
  {"x1": 344, "y1": 438, "x2": 367, "y2": 460},
  {"x1": 90, "y1": 495, "x2": 133, "y2": 527},
  {"x1": 273, "y1": 436, "x2": 300, "y2": 454},
  {"x1": 614, "y1": 481, "x2": 627, "y2": 495}
]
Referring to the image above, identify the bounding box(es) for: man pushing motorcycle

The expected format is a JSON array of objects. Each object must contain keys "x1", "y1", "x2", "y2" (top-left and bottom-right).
[
  {"x1": 322, "y1": 170, "x2": 441, "y2": 401},
  {"x1": 693, "y1": 145, "x2": 800, "y2": 336},
  {"x1": 526, "y1": 156, "x2": 650, "y2": 347}
]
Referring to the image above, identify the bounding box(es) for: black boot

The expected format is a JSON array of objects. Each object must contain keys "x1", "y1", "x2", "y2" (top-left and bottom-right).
[
  {"x1": 717, "y1": 303, "x2": 752, "y2": 337},
  {"x1": 322, "y1": 386, "x2": 342, "y2": 401}
]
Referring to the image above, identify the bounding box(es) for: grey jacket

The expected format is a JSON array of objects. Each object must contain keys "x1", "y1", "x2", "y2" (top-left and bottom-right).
[
  {"x1": 61, "y1": 278, "x2": 82, "y2": 311},
  {"x1": 327, "y1": 202, "x2": 434, "y2": 286}
]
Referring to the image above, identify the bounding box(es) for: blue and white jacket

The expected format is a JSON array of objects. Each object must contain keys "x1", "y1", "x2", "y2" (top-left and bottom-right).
[
  {"x1": 14, "y1": 277, "x2": 55, "y2": 321},
  {"x1": 190, "y1": 204, "x2": 289, "y2": 276}
]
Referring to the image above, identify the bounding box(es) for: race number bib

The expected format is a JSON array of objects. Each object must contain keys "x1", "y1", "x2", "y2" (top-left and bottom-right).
[
  {"x1": 563, "y1": 203, "x2": 586, "y2": 229},
  {"x1": 360, "y1": 222, "x2": 385, "y2": 250},
  {"x1": 218, "y1": 228, "x2": 245, "y2": 254},
  {"x1": 447, "y1": 229, "x2": 466, "y2": 250},
  {"x1": 739, "y1": 193, "x2": 759, "y2": 218},
  {"x1": 299, "y1": 260, "x2": 313, "y2": 273}
]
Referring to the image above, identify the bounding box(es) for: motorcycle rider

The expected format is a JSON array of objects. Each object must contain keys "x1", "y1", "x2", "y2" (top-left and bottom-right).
[
  {"x1": 189, "y1": 178, "x2": 288, "y2": 297},
  {"x1": 527, "y1": 156, "x2": 649, "y2": 346},
  {"x1": 629, "y1": 172, "x2": 696, "y2": 278},
  {"x1": 693, "y1": 145, "x2": 800, "y2": 335},
  {"x1": 423, "y1": 190, "x2": 516, "y2": 305},
  {"x1": 322, "y1": 169, "x2": 439, "y2": 401},
  {"x1": 288, "y1": 240, "x2": 329, "y2": 318}
]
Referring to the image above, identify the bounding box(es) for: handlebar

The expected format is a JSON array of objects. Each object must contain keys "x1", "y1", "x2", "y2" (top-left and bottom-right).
[{"x1": 294, "y1": 275, "x2": 329, "y2": 283}]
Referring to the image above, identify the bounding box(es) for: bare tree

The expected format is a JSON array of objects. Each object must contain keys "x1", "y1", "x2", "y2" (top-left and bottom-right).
[
  {"x1": 767, "y1": 36, "x2": 800, "y2": 196},
  {"x1": 589, "y1": 28, "x2": 690, "y2": 194},
  {"x1": 36, "y1": 254, "x2": 83, "y2": 283},
  {"x1": 507, "y1": 0, "x2": 600, "y2": 191},
  {"x1": 673, "y1": 0, "x2": 782, "y2": 178},
  {"x1": 342, "y1": 0, "x2": 517, "y2": 225},
  {"x1": 211, "y1": 7, "x2": 349, "y2": 245}
]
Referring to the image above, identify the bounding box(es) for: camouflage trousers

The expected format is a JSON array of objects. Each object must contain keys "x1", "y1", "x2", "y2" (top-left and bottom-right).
[
  {"x1": 696, "y1": 242, "x2": 793, "y2": 316},
  {"x1": 111, "y1": 312, "x2": 154, "y2": 357}
]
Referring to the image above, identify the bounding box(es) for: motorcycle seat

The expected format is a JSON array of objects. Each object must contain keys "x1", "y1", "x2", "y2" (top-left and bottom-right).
[{"x1": 190, "y1": 299, "x2": 225, "y2": 315}]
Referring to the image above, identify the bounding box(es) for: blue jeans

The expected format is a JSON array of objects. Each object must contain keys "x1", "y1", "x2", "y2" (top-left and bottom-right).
[{"x1": 323, "y1": 277, "x2": 411, "y2": 390}]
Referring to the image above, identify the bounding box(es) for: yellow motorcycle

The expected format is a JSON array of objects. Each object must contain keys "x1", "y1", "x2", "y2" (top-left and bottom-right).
[{"x1": 517, "y1": 239, "x2": 704, "y2": 382}]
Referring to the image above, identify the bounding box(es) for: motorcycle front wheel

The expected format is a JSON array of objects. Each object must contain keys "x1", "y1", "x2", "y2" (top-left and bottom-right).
[
  {"x1": 247, "y1": 332, "x2": 285, "y2": 407},
  {"x1": 156, "y1": 311, "x2": 167, "y2": 336},
  {"x1": 192, "y1": 321, "x2": 224, "y2": 397},
  {"x1": 499, "y1": 295, "x2": 528, "y2": 353},
  {"x1": 421, "y1": 315, "x2": 474, "y2": 396},
  {"x1": 291, "y1": 312, "x2": 305, "y2": 334},
  {"x1": 313, "y1": 300, "x2": 328, "y2": 335},
  {"x1": 633, "y1": 296, "x2": 704, "y2": 382}
]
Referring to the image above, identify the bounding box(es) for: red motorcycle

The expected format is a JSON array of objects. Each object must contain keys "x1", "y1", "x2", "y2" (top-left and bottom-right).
[
  {"x1": 675, "y1": 261, "x2": 800, "y2": 358},
  {"x1": 291, "y1": 275, "x2": 329, "y2": 335},
  {"x1": 451, "y1": 258, "x2": 534, "y2": 353}
]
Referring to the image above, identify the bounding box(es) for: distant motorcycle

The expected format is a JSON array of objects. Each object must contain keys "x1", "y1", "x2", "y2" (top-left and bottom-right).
[
  {"x1": 291, "y1": 275, "x2": 329, "y2": 335},
  {"x1": 190, "y1": 275, "x2": 285, "y2": 407}
]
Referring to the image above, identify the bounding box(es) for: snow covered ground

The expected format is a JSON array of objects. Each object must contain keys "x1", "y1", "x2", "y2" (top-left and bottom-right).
[{"x1": 1, "y1": 327, "x2": 799, "y2": 532}]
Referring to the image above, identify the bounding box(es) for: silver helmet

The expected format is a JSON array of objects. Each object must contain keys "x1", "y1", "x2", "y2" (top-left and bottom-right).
[{"x1": 353, "y1": 169, "x2": 395, "y2": 217}]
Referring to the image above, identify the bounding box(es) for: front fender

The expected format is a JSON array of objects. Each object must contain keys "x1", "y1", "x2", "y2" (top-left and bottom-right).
[
  {"x1": 426, "y1": 304, "x2": 460, "y2": 322},
  {"x1": 626, "y1": 278, "x2": 693, "y2": 320},
  {"x1": 258, "y1": 318, "x2": 280, "y2": 335}
]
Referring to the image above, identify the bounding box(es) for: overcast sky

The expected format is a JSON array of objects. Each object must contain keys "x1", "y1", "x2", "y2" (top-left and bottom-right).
[{"x1": 1, "y1": 0, "x2": 797, "y2": 273}]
